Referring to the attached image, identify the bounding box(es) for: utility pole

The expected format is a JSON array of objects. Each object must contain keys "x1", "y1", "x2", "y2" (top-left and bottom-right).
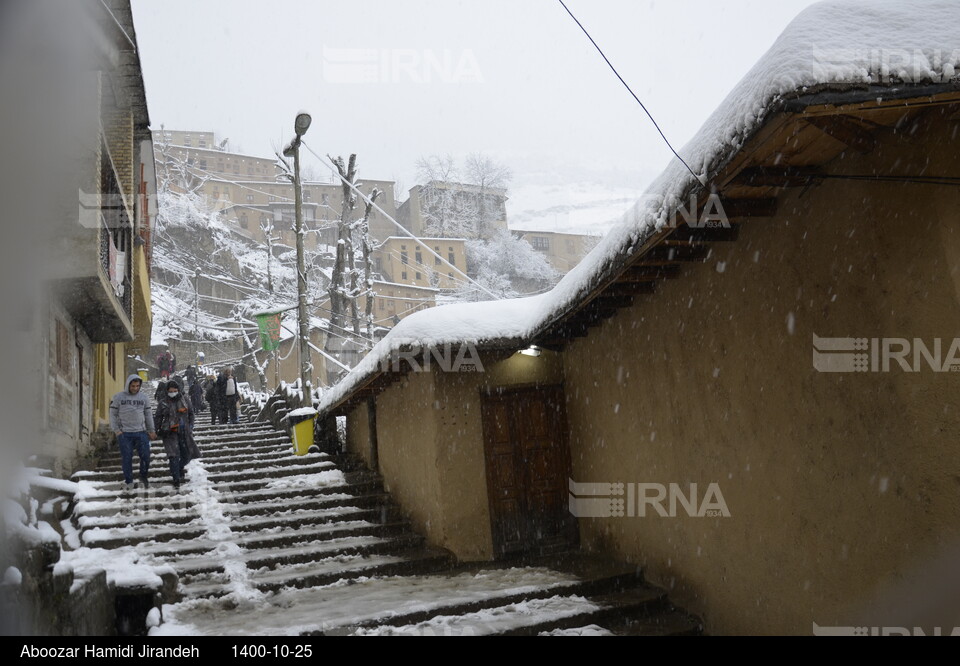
[
  {"x1": 283, "y1": 112, "x2": 313, "y2": 404},
  {"x1": 194, "y1": 268, "x2": 200, "y2": 364}
]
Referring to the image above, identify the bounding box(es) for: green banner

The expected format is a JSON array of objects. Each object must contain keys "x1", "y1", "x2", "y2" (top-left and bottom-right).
[{"x1": 256, "y1": 312, "x2": 282, "y2": 351}]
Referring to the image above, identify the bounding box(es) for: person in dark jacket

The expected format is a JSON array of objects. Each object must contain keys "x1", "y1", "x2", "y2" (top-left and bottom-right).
[
  {"x1": 218, "y1": 367, "x2": 239, "y2": 424},
  {"x1": 189, "y1": 378, "x2": 206, "y2": 413},
  {"x1": 154, "y1": 380, "x2": 168, "y2": 403},
  {"x1": 184, "y1": 364, "x2": 197, "y2": 387},
  {"x1": 205, "y1": 374, "x2": 221, "y2": 425},
  {"x1": 153, "y1": 378, "x2": 200, "y2": 489}
]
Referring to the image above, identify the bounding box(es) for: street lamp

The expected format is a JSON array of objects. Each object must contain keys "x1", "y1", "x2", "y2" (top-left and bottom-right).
[{"x1": 283, "y1": 111, "x2": 313, "y2": 404}]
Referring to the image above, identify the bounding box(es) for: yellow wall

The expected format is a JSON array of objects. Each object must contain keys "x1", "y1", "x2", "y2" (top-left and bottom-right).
[
  {"x1": 374, "y1": 238, "x2": 467, "y2": 289},
  {"x1": 561, "y1": 113, "x2": 960, "y2": 634}
]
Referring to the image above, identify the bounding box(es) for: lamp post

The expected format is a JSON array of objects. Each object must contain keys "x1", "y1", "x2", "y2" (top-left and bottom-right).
[{"x1": 283, "y1": 112, "x2": 313, "y2": 403}]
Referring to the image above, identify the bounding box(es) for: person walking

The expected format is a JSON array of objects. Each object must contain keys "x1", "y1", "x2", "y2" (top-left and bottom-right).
[
  {"x1": 184, "y1": 364, "x2": 197, "y2": 388},
  {"x1": 219, "y1": 367, "x2": 239, "y2": 424},
  {"x1": 154, "y1": 378, "x2": 200, "y2": 490},
  {"x1": 189, "y1": 377, "x2": 206, "y2": 414},
  {"x1": 205, "y1": 374, "x2": 222, "y2": 425},
  {"x1": 153, "y1": 379, "x2": 168, "y2": 404},
  {"x1": 156, "y1": 352, "x2": 169, "y2": 380},
  {"x1": 109, "y1": 375, "x2": 157, "y2": 491}
]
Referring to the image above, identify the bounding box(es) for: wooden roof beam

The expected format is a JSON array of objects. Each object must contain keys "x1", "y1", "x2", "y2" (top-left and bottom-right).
[
  {"x1": 668, "y1": 224, "x2": 740, "y2": 243},
  {"x1": 805, "y1": 115, "x2": 878, "y2": 154},
  {"x1": 728, "y1": 166, "x2": 822, "y2": 188}
]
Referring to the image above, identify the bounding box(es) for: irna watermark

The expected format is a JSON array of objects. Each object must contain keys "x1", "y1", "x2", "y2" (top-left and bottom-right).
[
  {"x1": 378, "y1": 342, "x2": 484, "y2": 373},
  {"x1": 568, "y1": 479, "x2": 731, "y2": 518},
  {"x1": 813, "y1": 334, "x2": 960, "y2": 373}
]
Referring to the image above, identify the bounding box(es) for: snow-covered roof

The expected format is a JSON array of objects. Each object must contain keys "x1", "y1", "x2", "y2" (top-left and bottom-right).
[{"x1": 319, "y1": 0, "x2": 960, "y2": 416}]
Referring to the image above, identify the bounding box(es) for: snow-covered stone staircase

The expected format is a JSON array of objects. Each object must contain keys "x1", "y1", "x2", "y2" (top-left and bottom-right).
[{"x1": 67, "y1": 408, "x2": 702, "y2": 636}]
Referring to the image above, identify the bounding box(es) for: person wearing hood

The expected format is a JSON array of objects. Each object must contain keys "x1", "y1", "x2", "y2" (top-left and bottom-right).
[
  {"x1": 154, "y1": 380, "x2": 168, "y2": 403},
  {"x1": 109, "y1": 375, "x2": 158, "y2": 491},
  {"x1": 154, "y1": 378, "x2": 201, "y2": 489}
]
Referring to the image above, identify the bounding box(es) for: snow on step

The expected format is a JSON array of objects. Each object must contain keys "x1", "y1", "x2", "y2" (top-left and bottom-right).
[
  {"x1": 178, "y1": 552, "x2": 415, "y2": 599},
  {"x1": 169, "y1": 535, "x2": 396, "y2": 574},
  {"x1": 152, "y1": 567, "x2": 583, "y2": 636},
  {"x1": 353, "y1": 595, "x2": 603, "y2": 636}
]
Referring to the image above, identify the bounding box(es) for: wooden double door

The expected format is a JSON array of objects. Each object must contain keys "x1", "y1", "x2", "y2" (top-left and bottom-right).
[{"x1": 481, "y1": 385, "x2": 577, "y2": 558}]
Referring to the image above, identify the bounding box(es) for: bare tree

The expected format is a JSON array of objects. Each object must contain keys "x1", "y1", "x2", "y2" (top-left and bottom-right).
[
  {"x1": 358, "y1": 189, "x2": 382, "y2": 341},
  {"x1": 413, "y1": 153, "x2": 512, "y2": 239},
  {"x1": 327, "y1": 154, "x2": 358, "y2": 337},
  {"x1": 463, "y1": 153, "x2": 511, "y2": 240}
]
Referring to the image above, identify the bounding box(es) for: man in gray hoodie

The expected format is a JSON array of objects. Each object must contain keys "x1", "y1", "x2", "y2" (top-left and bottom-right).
[{"x1": 109, "y1": 375, "x2": 158, "y2": 490}]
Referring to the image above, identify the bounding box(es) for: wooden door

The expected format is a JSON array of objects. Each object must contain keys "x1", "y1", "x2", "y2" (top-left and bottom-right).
[{"x1": 481, "y1": 385, "x2": 576, "y2": 558}]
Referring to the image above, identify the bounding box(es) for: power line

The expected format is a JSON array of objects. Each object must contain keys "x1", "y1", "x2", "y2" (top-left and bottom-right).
[
  {"x1": 556, "y1": 0, "x2": 704, "y2": 185},
  {"x1": 300, "y1": 141, "x2": 499, "y2": 300}
]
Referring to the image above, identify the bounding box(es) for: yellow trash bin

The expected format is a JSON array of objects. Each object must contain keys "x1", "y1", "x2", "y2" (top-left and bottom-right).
[
  {"x1": 137, "y1": 369, "x2": 149, "y2": 382},
  {"x1": 290, "y1": 412, "x2": 317, "y2": 456}
]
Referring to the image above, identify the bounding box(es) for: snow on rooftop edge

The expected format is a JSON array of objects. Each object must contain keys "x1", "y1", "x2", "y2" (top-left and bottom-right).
[{"x1": 318, "y1": 0, "x2": 960, "y2": 415}]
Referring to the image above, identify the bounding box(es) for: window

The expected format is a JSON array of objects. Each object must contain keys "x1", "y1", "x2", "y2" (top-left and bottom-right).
[
  {"x1": 247, "y1": 167, "x2": 253, "y2": 175},
  {"x1": 401, "y1": 251, "x2": 408, "y2": 265},
  {"x1": 531, "y1": 236, "x2": 550, "y2": 251},
  {"x1": 199, "y1": 159, "x2": 207, "y2": 169},
  {"x1": 303, "y1": 190, "x2": 311, "y2": 201},
  {"x1": 55, "y1": 320, "x2": 70, "y2": 372},
  {"x1": 434, "y1": 246, "x2": 441, "y2": 265},
  {"x1": 448, "y1": 252, "x2": 455, "y2": 265},
  {"x1": 246, "y1": 194, "x2": 254, "y2": 203},
  {"x1": 198, "y1": 139, "x2": 206, "y2": 147},
  {"x1": 321, "y1": 193, "x2": 329, "y2": 206},
  {"x1": 239, "y1": 213, "x2": 248, "y2": 229},
  {"x1": 415, "y1": 272, "x2": 421, "y2": 280},
  {"x1": 448, "y1": 272, "x2": 453, "y2": 279},
  {"x1": 415, "y1": 250, "x2": 422, "y2": 264},
  {"x1": 401, "y1": 271, "x2": 408, "y2": 280},
  {"x1": 107, "y1": 342, "x2": 116, "y2": 380}
]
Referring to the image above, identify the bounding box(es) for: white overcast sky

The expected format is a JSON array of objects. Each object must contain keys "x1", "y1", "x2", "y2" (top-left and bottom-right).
[{"x1": 132, "y1": 0, "x2": 821, "y2": 229}]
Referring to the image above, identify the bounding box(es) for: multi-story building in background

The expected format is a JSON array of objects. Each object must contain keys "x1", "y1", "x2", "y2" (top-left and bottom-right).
[
  {"x1": 398, "y1": 181, "x2": 507, "y2": 239},
  {"x1": 372, "y1": 237, "x2": 468, "y2": 290},
  {"x1": 512, "y1": 229, "x2": 599, "y2": 274},
  {"x1": 153, "y1": 130, "x2": 399, "y2": 247}
]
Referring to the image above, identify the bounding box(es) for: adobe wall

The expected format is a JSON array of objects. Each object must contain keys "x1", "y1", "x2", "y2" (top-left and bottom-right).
[{"x1": 561, "y1": 112, "x2": 960, "y2": 634}]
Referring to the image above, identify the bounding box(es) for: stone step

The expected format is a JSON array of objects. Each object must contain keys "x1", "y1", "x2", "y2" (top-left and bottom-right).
[
  {"x1": 178, "y1": 548, "x2": 455, "y2": 599},
  {"x1": 134, "y1": 521, "x2": 417, "y2": 557},
  {"x1": 181, "y1": 459, "x2": 335, "y2": 485},
  {"x1": 604, "y1": 607, "x2": 704, "y2": 636},
  {"x1": 77, "y1": 491, "x2": 397, "y2": 527},
  {"x1": 327, "y1": 563, "x2": 653, "y2": 635},
  {"x1": 79, "y1": 503, "x2": 396, "y2": 549},
  {"x1": 171, "y1": 533, "x2": 426, "y2": 576},
  {"x1": 496, "y1": 585, "x2": 669, "y2": 636},
  {"x1": 341, "y1": 584, "x2": 671, "y2": 637}
]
